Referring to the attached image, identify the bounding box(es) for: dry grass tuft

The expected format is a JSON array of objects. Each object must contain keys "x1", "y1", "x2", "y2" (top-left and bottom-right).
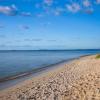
[{"x1": 96, "y1": 54, "x2": 100, "y2": 59}]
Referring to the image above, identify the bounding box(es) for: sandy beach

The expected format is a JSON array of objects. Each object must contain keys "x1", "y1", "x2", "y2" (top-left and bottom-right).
[{"x1": 0, "y1": 54, "x2": 100, "y2": 100}]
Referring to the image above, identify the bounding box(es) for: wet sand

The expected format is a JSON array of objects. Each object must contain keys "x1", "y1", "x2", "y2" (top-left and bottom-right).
[{"x1": 0, "y1": 55, "x2": 100, "y2": 100}]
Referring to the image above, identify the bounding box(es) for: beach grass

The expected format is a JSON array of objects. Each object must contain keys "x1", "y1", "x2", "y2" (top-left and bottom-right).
[{"x1": 96, "y1": 54, "x2": 100, "y2": 59}]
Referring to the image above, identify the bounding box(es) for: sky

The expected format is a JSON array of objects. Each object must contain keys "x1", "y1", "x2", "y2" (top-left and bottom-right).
[{"x1": 0, "y1": 0, "x2": 100, "y2": 50}]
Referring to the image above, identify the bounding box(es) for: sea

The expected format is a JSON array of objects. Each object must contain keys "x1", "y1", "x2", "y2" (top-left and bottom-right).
[
  {"x1": 0, "y1": 49, "x2": 100, "y2": 90},
  {"x1": 0, "y1": 49, "x2": 100, "y2": 80}
]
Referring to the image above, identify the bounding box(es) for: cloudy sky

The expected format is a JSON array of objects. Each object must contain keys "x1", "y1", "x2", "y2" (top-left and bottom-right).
[{"x1": 0, "y1": 0, "x2": 100, "y2": 50}]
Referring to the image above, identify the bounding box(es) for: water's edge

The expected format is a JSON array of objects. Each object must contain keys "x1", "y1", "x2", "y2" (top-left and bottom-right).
[
  {"x1": 0, "y1": 58, "x2": 76, "y2": 83},
  {"x1": 0, "y1": 54, "x2": 91, "y2": 90}
]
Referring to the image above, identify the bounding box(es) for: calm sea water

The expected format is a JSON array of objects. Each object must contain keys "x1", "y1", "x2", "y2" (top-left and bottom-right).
[{"x1": 0, "y1": 50, "x2": 100, "y2": 79}]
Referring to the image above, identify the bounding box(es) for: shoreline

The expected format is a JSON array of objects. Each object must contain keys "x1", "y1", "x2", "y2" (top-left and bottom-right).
[
  {"x1": 0, "y1": 56, "x2": 83, "y2": 91},
  {"x1": 0, "y1": 54, "x2": 100, "y2": 100},
  {"x1": 0, "y1": 54, "x2": 91, "y2": 83},
  {"x1": 0, "y1": 58, "x2": 74, "y2": 83},
  {"x1": 0, "y1": 54, "x2": 92, "y2": 91}
]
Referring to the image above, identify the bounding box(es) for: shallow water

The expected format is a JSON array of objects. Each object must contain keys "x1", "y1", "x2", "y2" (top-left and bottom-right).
[{"x1": 0, "y1": 50, "x2": 100, "y2": 79}]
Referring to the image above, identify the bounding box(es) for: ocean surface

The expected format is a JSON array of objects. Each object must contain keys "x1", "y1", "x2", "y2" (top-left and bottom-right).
[{"x1": 0, "y1": 50, "x2": 100, "y2": 80}]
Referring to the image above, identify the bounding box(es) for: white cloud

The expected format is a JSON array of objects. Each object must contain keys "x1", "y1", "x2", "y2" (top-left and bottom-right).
[
  {"x1": 53, "y1": 7, "x2": 64, "y2": 16},
  {"x1": 20, "y1": 12, "x2": 32, "y2": 17},
  {"x1": 83, "y1": 0, "x2": 91, "y2": 7},
  {"x1": 19, "y1": 25, "x2": 30, "y2": 30},
  {"x1": 96, "y1": 0, "x2": 100, "y2": 4},
  {"x1": 66, "y1": 3, "x2": 80, "y2": 13},
  {"x1": 0, "y1": 0, "x2": 99, "y2": 17},
  {"x1": 36, "y1": 13, "x2": 44, "y2": 18},
  {"x1": 84, "y1": 8, "x2": 93, "y2": 14},
  {"x1": 48, "y1": 39, "x2": 57, "y2": 42},
  {"x1": 24, "y1": 38, "x2": 42, "y2": 42},
  {"x1": 0, "y1": 4, "x2": 18, "y2": 16},
  {"x1": 43, "y1": 0, "x2": 53, "y2": 6}
]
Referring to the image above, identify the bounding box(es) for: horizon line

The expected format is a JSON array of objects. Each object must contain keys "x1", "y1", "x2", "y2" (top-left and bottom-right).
[{"x1": 0, "y1": 49, "x2": 100, "y2": 51}]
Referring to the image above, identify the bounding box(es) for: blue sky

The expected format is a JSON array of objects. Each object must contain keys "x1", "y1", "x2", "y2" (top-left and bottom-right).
[{"x1": 0, "y1": 0, "x2": 100, "y2": 50}]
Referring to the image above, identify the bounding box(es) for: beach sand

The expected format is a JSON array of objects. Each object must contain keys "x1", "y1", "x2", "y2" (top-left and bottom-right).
[{"x1": 0, "y1": 55, "x2": 100, "y2": 100}]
